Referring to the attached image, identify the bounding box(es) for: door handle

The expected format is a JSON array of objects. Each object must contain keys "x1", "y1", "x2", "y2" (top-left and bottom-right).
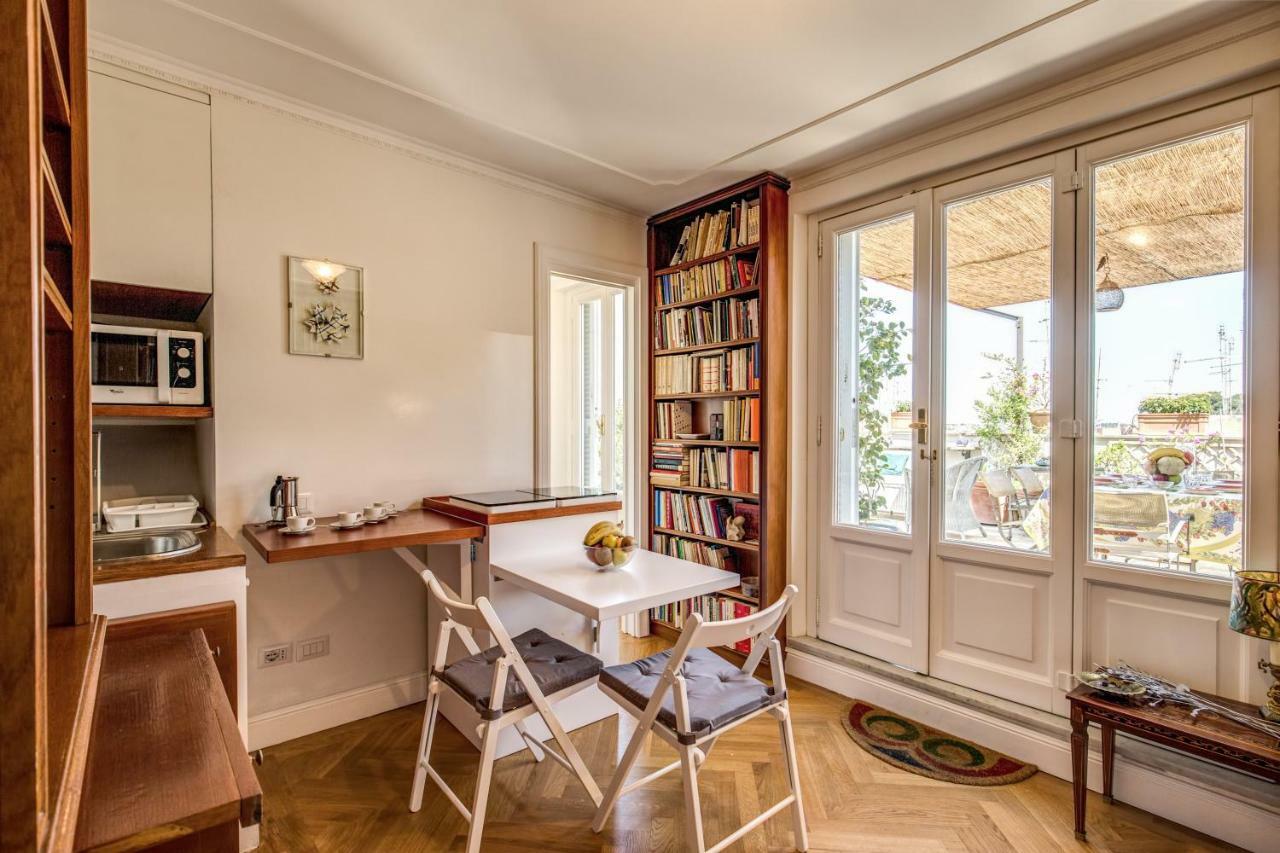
[{"x1": 909, "y1": 408, "x2": 928, "y2": 445}]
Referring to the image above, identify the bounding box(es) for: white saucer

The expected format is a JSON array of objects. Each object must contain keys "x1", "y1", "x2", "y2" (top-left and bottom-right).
[
  {"x1": 279, "y1": 526, "x2": 316, "y2": 536},
  {"x1": 329, "y1": 520, "x2": 365, "y2": 530}
]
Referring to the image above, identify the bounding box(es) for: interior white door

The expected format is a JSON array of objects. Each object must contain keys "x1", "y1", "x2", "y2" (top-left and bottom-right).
[
  {"x1": 816, "y1": 192, "x2": 932, "y2": 672},
  {"x1": 927, "y1": 152, "x2": 1076, "y2": 713}
]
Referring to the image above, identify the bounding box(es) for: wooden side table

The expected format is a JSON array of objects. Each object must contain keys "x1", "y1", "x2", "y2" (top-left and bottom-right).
[{"x1": 1067, "y1": 684, "x2": 1280, "y2": 839}]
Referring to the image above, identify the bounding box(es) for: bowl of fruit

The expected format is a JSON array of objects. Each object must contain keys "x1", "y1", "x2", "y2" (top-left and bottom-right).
[
  {"x1": 582, "y1": 520, "x2": 637, "y2": 569},
  {"x1": 1144, "y1": 446, "x2": 1194, "y2": 491}
]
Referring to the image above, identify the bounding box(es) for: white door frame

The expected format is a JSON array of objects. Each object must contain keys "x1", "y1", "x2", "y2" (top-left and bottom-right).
[
  {"x1": 815, "y1": 190, "x2": 933, "y2": 673},
  {"x1": 1071, "y1": 95, "x2": 1279, "y2": 704},
  {"x1": 928, "y1": 151, "x2": 1077, "y2": 714},
  {"x1": 534, "y1": 245, "x2": 646, "y2": 532}
]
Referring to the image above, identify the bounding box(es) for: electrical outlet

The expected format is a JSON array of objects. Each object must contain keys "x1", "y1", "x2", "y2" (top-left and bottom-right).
[
  {"x1": 259, "y1": 642, "x2": 292, "y2": 668},
  {"x1": 298, "y1": 635, "x2": 330, "y2": 661}
]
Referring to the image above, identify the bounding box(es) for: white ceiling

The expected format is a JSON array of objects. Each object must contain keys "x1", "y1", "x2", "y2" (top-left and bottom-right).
[{"x1": 89, "y1": 0, "x2": 1246, "y2": 213}]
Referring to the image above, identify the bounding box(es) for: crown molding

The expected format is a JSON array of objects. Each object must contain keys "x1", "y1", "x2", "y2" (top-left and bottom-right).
[
  {"x1": 790, "y1": 4, "x2": 1280, "y2": 199},
  {"x1": 88, "y1": 34, "x2": 646, "y2": 222}
]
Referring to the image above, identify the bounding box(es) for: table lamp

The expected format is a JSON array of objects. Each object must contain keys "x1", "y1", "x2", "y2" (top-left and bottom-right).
[{"x1": 1228, "y1": 570, "x2": 1280, "y2": 721}]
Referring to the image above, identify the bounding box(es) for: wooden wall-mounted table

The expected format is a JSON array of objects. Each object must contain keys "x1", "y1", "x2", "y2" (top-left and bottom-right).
[{"x1": 242, "y1": 508, "x2": 483, "y2": 564}]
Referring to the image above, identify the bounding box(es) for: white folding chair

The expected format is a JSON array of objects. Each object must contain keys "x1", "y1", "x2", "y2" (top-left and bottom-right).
[
  {"x1": 409, "y1": 570, "x2": 604, "y2": 853},
  {"x1": 592, "y1": 585, "x2": 807, "y2": 852}
]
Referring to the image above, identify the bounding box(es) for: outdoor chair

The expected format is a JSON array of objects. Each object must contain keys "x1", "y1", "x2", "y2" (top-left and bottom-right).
[
  {"x1": 944, "y1": 456, "x2": 987, "y2": 539},
  {"x1": 592, "y1": 586, "x2": 807, "y2": 852},
  {"x1": 1092, "y1": 491, "x2": 1188, "y2": 568},
  {"x1": 409, "y1": 570, "x2": 604, "y2": 853}
]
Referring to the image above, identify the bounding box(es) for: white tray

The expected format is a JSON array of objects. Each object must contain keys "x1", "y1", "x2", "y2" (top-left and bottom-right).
[{"x1": 102, "y1": 495, "x2": 201, "y2": 533}]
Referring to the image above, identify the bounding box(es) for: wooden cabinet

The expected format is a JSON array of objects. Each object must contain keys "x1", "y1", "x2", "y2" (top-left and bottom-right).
[{"x1": 88, "y1": 62, "x2": 212, "y2": 294}]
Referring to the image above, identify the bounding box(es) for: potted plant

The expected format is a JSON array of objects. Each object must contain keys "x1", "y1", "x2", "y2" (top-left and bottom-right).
[
  {"x1": 970, "y1": 355, "x2": 1048, "y2": 524},
  {"x1": 889, "y1": 401, "x2": 912, "y2": 433},
  {"x1": 855, "y1": 296, "x2": 909, "y2": 523},
  {"x1": 1137, "y1": 393, "x2": 1213, "y2": 435}
]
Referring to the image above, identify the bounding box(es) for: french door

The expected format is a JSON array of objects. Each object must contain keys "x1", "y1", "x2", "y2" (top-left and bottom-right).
[
  {"x1": 817, "y1": 95, "x2": 1279, "y2": 713},
  {"x1": 817, "y1": 192, "x2": 933, "y2": 671},
  {"x1": 818, "y1": 155, "x2": 1076, "y2": 712}
]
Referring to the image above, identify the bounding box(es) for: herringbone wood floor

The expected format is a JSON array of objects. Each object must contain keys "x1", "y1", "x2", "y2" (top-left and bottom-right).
[{"x1": 256, "y1": 635, "x2": 1237, "y2": 852}]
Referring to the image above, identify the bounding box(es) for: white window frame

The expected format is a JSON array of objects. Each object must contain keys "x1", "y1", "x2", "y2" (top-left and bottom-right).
[{"x1": 534, "y1": 245, "x2": 646, "y2": 531}]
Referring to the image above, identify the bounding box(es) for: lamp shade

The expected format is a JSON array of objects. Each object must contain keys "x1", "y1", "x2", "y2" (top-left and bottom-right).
[
  {"x1": 1094, "y1": 277, "x2": 1124, "y2": 313},
  {"x1": 301, "y1": 259, "x2": 347, "y2": 286},
  {"x1": 1228, "y1": 570, "x2": 1280, "y2": 640}
]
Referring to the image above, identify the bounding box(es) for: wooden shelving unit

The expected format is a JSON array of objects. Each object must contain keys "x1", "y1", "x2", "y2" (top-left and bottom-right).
[
  {"x1": 645, "y1": 173, "x2": 789, "y2": 663},
  {"x1": 93, "y1": 403, "x2": 214, "y2": 421},
  {"x1": 1, "y1": 0, "x2": 97, "y2": 848}
]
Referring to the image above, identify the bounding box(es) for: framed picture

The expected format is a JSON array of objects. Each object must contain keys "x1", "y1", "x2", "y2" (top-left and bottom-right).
[{"x1": 287, "y1": 256, "x2": 364, "y2": 359}]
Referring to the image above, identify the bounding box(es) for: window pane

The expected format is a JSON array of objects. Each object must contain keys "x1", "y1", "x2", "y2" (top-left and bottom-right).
[
  {"x1": 942, "y1": 177, "x2": 1053, "y2": 550},
  {"x1": 834, "y1": 213, "x2": 914, "y2": 531},
  {"x1": 1088, "y1": 126, "x2": 1246, "y2": 577}
]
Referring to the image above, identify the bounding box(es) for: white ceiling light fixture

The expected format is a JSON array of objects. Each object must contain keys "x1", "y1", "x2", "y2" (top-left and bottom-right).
[{"x1": 1127, "y1": 230, "x2": 1150, "y2": 247}]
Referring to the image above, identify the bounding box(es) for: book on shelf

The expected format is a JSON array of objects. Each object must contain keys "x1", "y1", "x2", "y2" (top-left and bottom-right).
[
  {"x1": 651, "y1": 594, "x2": 758, "y2": 652},
  {"x1": 656, "y1": 256, "x2": 754, "y2": 305},
  {"x1": 654, "y1": 295, "x2": 759, "y2": 350},
  {"x1": 654, "y1": 344, "x2": 760, "y2": 395},
  {"x1": 714, "y1": 397, "x2": 759, "y2": 441},
  {"x1": 730, "y1": 500, "x2": 760, "y2": 541},
  {"x1": 668, "y1": 197, "x2": 761, "y2": 265},
  {"x1": 687, "y1": 446, "x2": 759, "y2": 492},
  {"x1": 649, "y1": 440, "x2": 689, "y2": 487},
  {"x1": 653, "y1": 489, "x2": 737, "y2": 539},
  {"x1": 652, "y1": 532, "x2": 739, "y2": 573},
  {"x1": 654, "y1": 400, "x2": 692, "y2": 439}
]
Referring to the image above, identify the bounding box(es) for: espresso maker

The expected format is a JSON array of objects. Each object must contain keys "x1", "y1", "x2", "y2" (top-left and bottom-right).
[{"x1": 269, "y1": 475, "x2": 300, "y2": 525}]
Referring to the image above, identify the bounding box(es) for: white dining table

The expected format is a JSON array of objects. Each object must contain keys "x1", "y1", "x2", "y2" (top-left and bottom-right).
[{"x1": 492, "y1": 548, "x2": 739, "y2": 625}]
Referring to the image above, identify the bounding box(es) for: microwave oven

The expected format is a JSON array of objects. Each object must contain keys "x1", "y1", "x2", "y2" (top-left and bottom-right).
[{"x1": 90, "y1": 323, "x2": 205, "y2": 405}]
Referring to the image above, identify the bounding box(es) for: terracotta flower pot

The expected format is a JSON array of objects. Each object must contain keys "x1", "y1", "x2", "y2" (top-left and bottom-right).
[
  {"x1": 969, "y1": 478, "x2": 999, "y2": 525},
  {"x1": 1137, "y1": 412, "x2": 1208, "y2": 436},
  {"x1": 1030, "y1": 410, "x2": 1051, "y2": 430}
]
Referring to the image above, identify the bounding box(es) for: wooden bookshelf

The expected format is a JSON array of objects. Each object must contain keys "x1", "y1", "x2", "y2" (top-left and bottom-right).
[
  {"x1": 2, "y1": 0, "x2": 97, "y2": 848},
  {"x1": 646, "y1": 173, "x2": 789, "y2": 651}
]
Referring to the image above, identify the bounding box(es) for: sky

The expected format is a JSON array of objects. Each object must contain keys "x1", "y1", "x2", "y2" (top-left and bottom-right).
[{"x1": 857, "y1": 271, "x2": 1245, "y2": 429}]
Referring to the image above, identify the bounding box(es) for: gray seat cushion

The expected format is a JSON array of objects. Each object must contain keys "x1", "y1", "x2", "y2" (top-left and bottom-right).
[
  {"x1": 438, "y1": 628, "x2": 601, "y2": 716},
  {"x1": 600, "y1": 648, "x2": 779, "y2": 738}
]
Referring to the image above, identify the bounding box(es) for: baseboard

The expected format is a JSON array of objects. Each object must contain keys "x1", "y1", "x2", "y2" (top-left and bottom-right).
[
  {"x1": 787, "y1": 647, "x2": 1280, "y2": 853},
  {"x1": 248, "y1": 670, "x2": 428, "y2": 751}
]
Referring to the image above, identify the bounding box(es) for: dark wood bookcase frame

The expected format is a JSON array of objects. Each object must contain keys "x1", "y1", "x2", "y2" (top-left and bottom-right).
[
  {"x1": 1, "y1": 1, "x2": 101, "y2": 849},
  {"x1": 644, "y1": 173, "x2": 790, "y2": 661}
]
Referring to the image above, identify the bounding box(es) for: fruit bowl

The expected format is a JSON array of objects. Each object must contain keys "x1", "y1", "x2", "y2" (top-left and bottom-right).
[{"x1": 584, "y1": 542, "x2": 636, "y2": 569}]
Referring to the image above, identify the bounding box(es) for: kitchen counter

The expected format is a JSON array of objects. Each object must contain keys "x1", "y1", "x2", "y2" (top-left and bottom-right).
[
  {"x1": 93, "y1": 526, "x2": 247, "y2": 584},
  {"x1": 241, "y1": 508, "x2": 483, "y2": 564}
]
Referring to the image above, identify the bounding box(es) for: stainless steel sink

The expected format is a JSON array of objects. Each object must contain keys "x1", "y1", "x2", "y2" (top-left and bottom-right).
[{"x1": 93, "y1": 530, "x2": 201, "y2": 564}]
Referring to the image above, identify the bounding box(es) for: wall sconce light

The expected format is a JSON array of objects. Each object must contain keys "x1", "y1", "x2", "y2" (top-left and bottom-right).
[
  {"x1": 300, "y1": 259, "x2": 348, "y2": 293},
  {"x1": 1094, "y1": 254, "x2": 1124, "y2": 313}
]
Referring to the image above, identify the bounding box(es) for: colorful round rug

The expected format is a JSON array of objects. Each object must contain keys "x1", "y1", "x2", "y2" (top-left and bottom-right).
[{"x1": 842, "y1": 701, "x2": 1038, "y2": 786}]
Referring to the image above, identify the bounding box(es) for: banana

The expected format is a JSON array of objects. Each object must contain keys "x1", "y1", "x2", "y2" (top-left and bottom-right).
[
  {"x1": 583, "y1": 520, "x2": 619, "y2": 546},
  {"x1": 1148, "y1": 447, "x2": 1185, "y2": 461}
]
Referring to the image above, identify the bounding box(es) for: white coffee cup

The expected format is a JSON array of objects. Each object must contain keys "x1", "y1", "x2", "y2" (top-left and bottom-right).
[
  {"x1": 374, "y1": 500, "x2": 397, "y2": 514},
  {"x1": 338, "y1": 511, "x2": 363, "y2": 526},
  {"x1": 364, "y1": 504, "x2": 386, "y2": 520},
  {"x1": 286, "y1": 515, "x2": 316, "y2": 532}
]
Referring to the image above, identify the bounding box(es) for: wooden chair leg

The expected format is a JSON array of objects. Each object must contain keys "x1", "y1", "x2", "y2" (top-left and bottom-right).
[
  {"x1": 409, "y1": 689, "x2": 440, "y2": 812},
  {"x1": 536, "y1": 705, "x2": 602, "y2": 805},
  {"x1": 514, "y1": 720, "x2": 546, "y2": 763},
  {"x1": 466, "y1": 722, "x2": 500, "y2": 853},
  {"x1": 679, "y1": 743, "x2": 706, "y2": 853},
  {"x1": 778, "y1": 707, "x2": 809, "y2": 851},
  {"x1": 592, "y1": 719, "x2": 649, "y2": 832}
]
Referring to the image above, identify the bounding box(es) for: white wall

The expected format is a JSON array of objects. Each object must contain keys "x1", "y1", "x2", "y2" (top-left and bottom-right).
[{"x1": 202, "y1": 96, "x2": 643, "y2": 733}]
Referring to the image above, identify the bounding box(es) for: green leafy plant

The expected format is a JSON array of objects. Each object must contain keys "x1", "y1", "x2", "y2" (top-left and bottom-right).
[
  {"x1": 1093, "y1": 441, "x2": 1141, "y2": 475},
  {"x1": 1137, "y1": 393, "x2": 1215, "y2": 414},
  {"x1": 892, "y1": 400, "x2": 911, "y2": 414},
  {"x1": 974, "y1": 354, "x2": 1046, "y2": 469},
  {"x1": 857, "y1": 295, "x2": 908, "y2": 521}
]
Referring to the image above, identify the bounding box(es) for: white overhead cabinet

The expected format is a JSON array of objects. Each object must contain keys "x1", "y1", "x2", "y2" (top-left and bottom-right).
[{"x1": 89, "y1": 63, "x2": 213, "y2": 293}]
